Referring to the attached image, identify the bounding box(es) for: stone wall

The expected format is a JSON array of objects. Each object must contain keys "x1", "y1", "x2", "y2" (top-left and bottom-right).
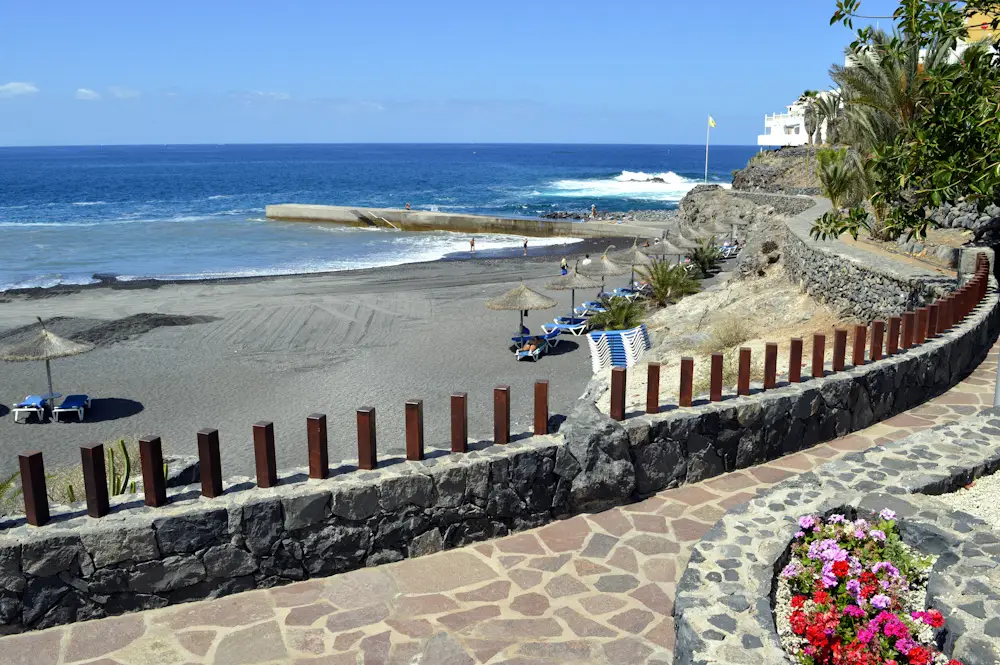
[{"x1": 673, "y1": 407, "x2": 1000, "y2": 665}]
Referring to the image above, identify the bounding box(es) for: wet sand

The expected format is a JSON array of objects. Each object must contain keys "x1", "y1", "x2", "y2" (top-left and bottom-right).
[{"x1": 0, "y1": 242, "x2": 628, "y2": 479}]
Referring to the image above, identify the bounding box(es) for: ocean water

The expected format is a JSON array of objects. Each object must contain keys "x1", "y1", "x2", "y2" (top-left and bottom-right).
[{"x1": 0, "y1": 144, "x2": 757, "y2": 291}]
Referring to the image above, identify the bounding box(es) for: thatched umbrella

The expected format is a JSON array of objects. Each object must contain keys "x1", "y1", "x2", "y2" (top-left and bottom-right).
[
  {"x1": 547, "y1": 264, "x2": 600, "y2": 321},
  {"x1": 653, "y1": 238, "x2": 686, "y2": 264},
  {"x1": 578, "y1": 245, "x2": 629, "y2": 295},
  {"x1": 670, "y1": 231, "x2": 699, "y2": 251},
  {"x1": 613, "y1": 240, "x2": 653, "y2": 287},
  {"x1": 487, "y1": 282, "x2": 558, "y2": 336},
  {"x1": 0, "y1": 317, "x2": 94, "y2": 403}
]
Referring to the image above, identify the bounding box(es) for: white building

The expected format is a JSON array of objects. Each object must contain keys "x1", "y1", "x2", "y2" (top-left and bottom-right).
[{"x1": 757, "y1": 90, "x2": 838, "y2": 148}]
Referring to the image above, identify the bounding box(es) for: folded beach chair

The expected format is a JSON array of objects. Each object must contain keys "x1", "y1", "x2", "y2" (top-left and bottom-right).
[
  {"x1": 53, "y1": 394, "x2": 90, "y2": 422},
  {"x1": 12, "y1": 395, "x2": 46, "y2": 423},
  {"x1": 517, "y1": 338, "x2": 549, "y2": 362}
]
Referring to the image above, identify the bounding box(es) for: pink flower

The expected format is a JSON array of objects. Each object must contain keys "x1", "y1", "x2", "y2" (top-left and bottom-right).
[
  {"x1": 880, "y1": 508, "x2": 896, "y2": 520},
  {"x1": 871, "y1": 594, "x2": 891, "y2": 609},
  {"x1": 844, "y1": 604, "x2": 866, "y2": 618},
  {"x1": 799, "y1": 515, "x2": 817, "y2": 530}
]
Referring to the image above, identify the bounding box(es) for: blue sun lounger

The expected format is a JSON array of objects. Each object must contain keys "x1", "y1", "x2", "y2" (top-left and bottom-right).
[
  {"x1": 12, "y1": 395, "x2": 46, "y2": 423},
  {"x1": 517, "y1": 338, "x2": 549, "y2": 362},
  {"x1": 53, "y1": 394, "x2": 90, "y2": 422},
  {"x1": 575, "y1": 301, "x2": 608, "y2": 316},
  {"x1": 542, "y1": 319, "x2": 589, "y2": 336}
]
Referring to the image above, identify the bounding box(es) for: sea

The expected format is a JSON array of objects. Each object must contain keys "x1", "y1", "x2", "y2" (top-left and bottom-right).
[{"x1": 0, "y1": 143, "x2": 757, "y2": 291}]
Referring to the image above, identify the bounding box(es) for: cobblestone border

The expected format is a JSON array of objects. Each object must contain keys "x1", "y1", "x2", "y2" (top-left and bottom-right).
[{"x1": 674, "y1": 407, "x2": 1000, "y2": 665}]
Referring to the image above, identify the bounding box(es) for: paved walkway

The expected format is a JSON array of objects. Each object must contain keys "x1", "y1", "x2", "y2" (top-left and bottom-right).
[{"x1": 6, "y1": 344, "x2": 998, "y2": 665}]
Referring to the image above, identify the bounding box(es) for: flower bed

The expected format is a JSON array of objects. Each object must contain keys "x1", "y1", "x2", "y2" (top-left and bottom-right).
[{"x1": 776, "y1": 509, "x2": 961, "y2": 665}]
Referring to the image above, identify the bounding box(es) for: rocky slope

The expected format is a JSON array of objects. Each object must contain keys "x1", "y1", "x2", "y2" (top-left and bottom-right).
[{"x1": 731, "y1": 146, "x2": 821, "y2": 195}]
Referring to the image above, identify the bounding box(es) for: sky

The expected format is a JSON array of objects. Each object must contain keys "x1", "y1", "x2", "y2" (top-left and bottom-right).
[{"x1": 0, "y1": 0, "x2": 900, "y2": 146}]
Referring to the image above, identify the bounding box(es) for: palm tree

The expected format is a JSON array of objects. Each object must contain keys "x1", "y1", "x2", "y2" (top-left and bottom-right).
[
  {"x1": 814, "y1": 92, "x2": 842, "y2": 145},
  {"x1": 637, "y1": 260, "x2": 700, "y2": 307},
  {"x1": 687, "y1": 238, "x2": 722, "y2": 278},
  {"x1": 588, "y1": 298, "x2": 646, "y2": 332}
]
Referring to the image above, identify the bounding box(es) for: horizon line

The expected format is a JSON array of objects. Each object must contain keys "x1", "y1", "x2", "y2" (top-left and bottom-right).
[{"x1": 0, "y1": 141, "x2": 761, "y2": 150}]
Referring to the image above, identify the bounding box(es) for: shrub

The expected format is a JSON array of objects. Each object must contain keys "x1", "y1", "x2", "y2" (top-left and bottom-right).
[
  {"x1": 692, "y1": 347, "x2": 763, "y2": 395},
  {"x1": 688, "y1": 238, "x2": 723, "y2": 277},
  {"x1": 0, "y1": 471, "x2": 22, "y2": 517},
  {"x1": 637, "y1": 260, "x2": 700, "y2": 307},
  {"x1": 588, "y1": 298, "x2": 646, "y2": 332},
  {"x1": 699, "y1": 316, "x2": 757, "y2": 354},
  {"x1": 761, "y1": 240, "x2": 779, "y2": 254}
]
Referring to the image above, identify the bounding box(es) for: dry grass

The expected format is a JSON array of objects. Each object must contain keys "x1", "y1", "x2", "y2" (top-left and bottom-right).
[
  {"x1": 693, "y1": 347, "x2": 765, "y2": 396},
  {"x1": 697, "y1": 316, "x2": 757, "y2": 355}
]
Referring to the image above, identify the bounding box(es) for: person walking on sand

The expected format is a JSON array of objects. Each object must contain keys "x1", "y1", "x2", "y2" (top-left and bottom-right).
[
  {"x1": 560, "y1": 257, "x2": 568, "y2": 275},
  {"x1": 581, "y1": 253, "x2": 592, "y2": 266},
  {"x1": 523, "y1": 238, "x2": 528, "y2": 256},
  {"x1": 470, "y1": 237, "x2": 476, "y2": 254}
]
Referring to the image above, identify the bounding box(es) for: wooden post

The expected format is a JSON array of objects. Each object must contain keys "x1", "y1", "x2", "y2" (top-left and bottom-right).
[
  {"x1": 812, "y1": 333, "x2": 826, "y2": 378},
  {"x1": 927, "y1": 303, "x2": 940, "y2": 339},
  {"x1": 901, "y1": 312, "x2": 915, "y2": 350},
  {"x1": 610, "y1": 368, "x2": 626, "y2": 421},
  {"x1": 80, "y1": 443, "x2": 109, "y2": 519},
  {"x1": 710, "y1": 353, "x2": 724, "y2": 401},
  {"x1": 789, "y1": 338, "x2": 803, "y2": 383},
  {"x1": 534, "y1": 381, "x2": 549, "y2": 435},
  {"x1": 852, "y1": 324, "x2": 867, "y2": 367},
  {"x1": 307, "y1": 414, "x2": 328, "y2": 480},
  {"x1": 18, "y1": 451, "x2": 49, "y2": 527},
  {"x1": 737, "y1": 347, "x2": 751, "y2": 395},
  {"x1": 915, "y1": 307, "x2": 928, "y2": 344},
  {"x1": 679, "y1": 357, "x2": 694, "y2": 407},
  {"x1": 832, "y1": 329, "x2": 847, "y2": 372},
  {"x1": 357, "y1": 407, "x2": 377, "y2": 470},
  {"x1": 139, "y1": 435, "x2": 167, "y2": 508},
  {"x1": 645, "y1": 363, "x2": 660, "y2": 415},
  {"x1": 764, "y1": 343, "x2": 777, "y2": 389},
  {"x1": 451, "y1": 393, "x2": 468, "y2": 453},
  {"x1": 887, "y1": 316, "x2": 901, "y2": 355},
  {"x1": 494, "y1": 385, "x2": 511, "y2": 442},
  {"x1": 253, "y1": 422, "x2": 278, "y2": 488},
  {"x1": 405, "y1": 400, "x2": 425, "y2": 461},
  {"x1": 870, "y1": 321, "x2": 885, "y2": 362},
  {"x1": 197, "y1": 428, "x2": 223, "y2": 499}
]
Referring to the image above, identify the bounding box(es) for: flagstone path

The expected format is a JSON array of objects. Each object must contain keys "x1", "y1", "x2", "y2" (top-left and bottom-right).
[{"x1": 6, "y1": 344, "x2": 998, "y2": 665}]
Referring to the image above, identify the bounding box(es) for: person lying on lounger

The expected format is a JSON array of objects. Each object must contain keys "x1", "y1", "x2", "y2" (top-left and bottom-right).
[{"x1": 521, "y1": 337, "x2": 543, "y2": 352}]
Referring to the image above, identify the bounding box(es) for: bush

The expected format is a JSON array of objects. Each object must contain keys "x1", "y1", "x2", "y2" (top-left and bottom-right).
[
  {"x1": 588, "y1": 298, "x2": 646, "y2": 332},
  {"x1": 761, "y1": 240, "x2": 779, "y2": 254},
  {"x1": 692, "y1": 347, "x2": 763, "y2": 395},
  {"x1": 699, "y1": 316, "x2": 757, "y2": 354},
  {"x1": 637, "y1": 260, "x2": 700, "y2": 307},
  {"x1": 688, "y1": 239, "x2": 723, "y2": 277}
]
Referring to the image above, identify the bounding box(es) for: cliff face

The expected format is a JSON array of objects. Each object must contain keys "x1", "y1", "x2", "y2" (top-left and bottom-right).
[{"x1": 731, "y1": 146, "x2": 821, "y2": 196}]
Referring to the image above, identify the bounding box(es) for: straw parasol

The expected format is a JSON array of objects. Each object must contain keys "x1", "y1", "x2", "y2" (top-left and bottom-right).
[
  {"x1": 653, "y1": 238, "x2": 686, "y2": 264},
  {"x1": 487, "y1": 282, "x2": 558, "y2": 336},
  {"x1": 613, "y1": 240, "x2": 653, "y2": 287},
  {"x1": 578, "y1": 245, "x2": 629, "y2": 295},
  {"x1": 669, "y1": 230, "x2": 699, "y2": 250},
  {"x1": 0, "y1": 317, "x2": 94, "y2": 402},
  {"x1": 546, "y1": 263, "x2": 600, "y2": 320}
]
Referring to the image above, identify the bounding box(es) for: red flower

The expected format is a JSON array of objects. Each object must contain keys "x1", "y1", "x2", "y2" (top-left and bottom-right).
[
  {"x1": 908, "y1": 646, "x2": 931, "y2": 665},
  {"x1": 813, "y1": 590, "x2": 830, "y2": 605},
  {"x1": 790, "y1": 610, "x2": 808, "y2": 635},
  {"x1": 791, "y1": 595, "x2": 807, "y2": 609},
  {"x1": 887, "y1": 661, "x2": 898, "y2": 665},
  {"x1": 832, "y1": 560, "x2": 849, "y2": 578},
  {"x1": 860, "y1": 572, "x2": 877, "y2": 585},
  {"x1": 946, "y1": 661, "x2": 962, "y2": 665},
  {"x1": 861, "y1": 583, "x2": 878, "y2": 599},
  {"x1": 924, "y1": 609, "x2": 945, "y2": 628}
]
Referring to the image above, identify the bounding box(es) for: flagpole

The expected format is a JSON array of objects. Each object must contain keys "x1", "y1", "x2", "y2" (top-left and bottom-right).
[{"x1": 704, "y1": 121, "x2": 711, "y2": 183}]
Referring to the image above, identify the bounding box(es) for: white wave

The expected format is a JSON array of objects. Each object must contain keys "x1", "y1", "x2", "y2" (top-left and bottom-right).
[
  {"x1": 546, "y1": 170, "x2": 723, "y2": 202},
  {"x1": 207, "y1": 194, "x2": 235, "y2": 200},
  {"x1": 71, "y1": 201, "x2": 107, "y2": 206},
  {"x1": 0, "y1": 274, "x2": 98, "y2": 291}
]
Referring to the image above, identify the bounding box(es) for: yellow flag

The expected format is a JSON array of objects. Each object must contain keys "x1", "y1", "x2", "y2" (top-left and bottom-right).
[{"x1": 708, "y1": 116, "x2": 717, "y2": 128}]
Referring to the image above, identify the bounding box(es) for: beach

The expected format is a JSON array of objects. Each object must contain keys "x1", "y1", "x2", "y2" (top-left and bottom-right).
[{"x1": 0, "y1": 242, "x2": 625, "y2": 481}]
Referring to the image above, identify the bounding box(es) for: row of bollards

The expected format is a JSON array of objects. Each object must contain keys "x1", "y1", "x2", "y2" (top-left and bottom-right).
[
  {"x1": 15, "y1": 381, "x2": 554, "y2": 527},
  {"x1": 610, "y1": 254, "x2": 992, "y2": 420}
]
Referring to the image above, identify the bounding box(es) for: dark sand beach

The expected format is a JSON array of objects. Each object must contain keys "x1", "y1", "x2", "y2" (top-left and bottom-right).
[{"x1": 0, "y1": 239, "x2": 628, "y2": 480}]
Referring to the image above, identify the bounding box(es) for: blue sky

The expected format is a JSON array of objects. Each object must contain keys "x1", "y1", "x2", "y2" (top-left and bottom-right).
[{"x1": 0, "y1": 0, "x2": 897, "y2": 146}]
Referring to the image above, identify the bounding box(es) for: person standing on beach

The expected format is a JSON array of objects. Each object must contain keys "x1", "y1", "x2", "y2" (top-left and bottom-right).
[
  {"x1": 405, "y1": 202, "x2": 411, "y2": 210},
  {"x1": 560, "y1": 257, "x2": 568, "y2": 275},
  {"x1": 523, "y1": 238, "x2": 528, "y2": 256},
  {"x1": 581, "y1": 253, "x2": 592, "y2": 266},
  {"x1": 470, "y1": 237, "x2": 476, "y2": 253},
  {"x1": 591, "y1": 204, "x2": 597, "y2": 220}
]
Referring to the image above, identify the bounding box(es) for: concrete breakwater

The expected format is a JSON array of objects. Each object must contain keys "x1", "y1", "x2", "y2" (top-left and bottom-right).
[{"x1": 265, "y1": 203, "x2": 657, "y2": 239}]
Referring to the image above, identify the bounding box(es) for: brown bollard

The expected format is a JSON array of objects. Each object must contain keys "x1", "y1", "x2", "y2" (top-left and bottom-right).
[
  {"x1": 494, "y1": 385, "x2": 512, "y2": 441},
  {"x1": 870, "y1": 321, "x2": 885, "y2": 362},
  {"x1": 852, "y1": 324, "x2": 867, "y2": 367},
  {"x1": 451, "y1": 393, "x2": 468, "y2": 453},
  {"x1": 139, "y1": 435, "x2": 167, "y2": 507},
  {"x1": 307, "y1": 414, "x2": 328, "y2": 479},
  {"x1": 357, "y1": 407, "x2": 377, "y2": 470},
  {"x1": 812, "y1": 334, "x2": 826, "y2": 378},
  {"x1": 534, "y1": 381, "x2": 549, "y2": 435},
  {"x1": 679, "y1": 357, "x2": 694, "y2": 406},
  {"x1": 940, "y1": 297, "x2": 952, "y2": 332},
  {"x1": 915, "y1": 307, "x2": 928, "y2": 344},
  {"x1": 901, "y1": 311, "x2": 915, "y2": 349},
  {"x1": 927, "y1": 304, "x2": 940, "y2": 339},
  {"x1": 763, "y1": 343, "x2": 777, "y2": 389},
  {"x1": 80, "y1": 443, "x2": 109, "y2": 518},
  {"x1": 710, "y1": 353, "x2": 724, "y2": 401},
  {"x1": 18, "y1": 451, "x2": 49, "y2": 526},
  {"x1": 832, "y1": 329, "x2": 847, "y2": 372},
  {"x1": 197, "y1": 428, "x2": 223, "y2": 498},
  {"x1": 610, "y1": 368, "x2": 626, "y2": 421},
  {"x1": 737, "y1": 347, "x2": 752, "y2": 396},
  {"x1": 887, "y1": 316, "x2": 901, "y2": 355},
  {"x1": 789, "y1": 338, "x2": 803, "y2": 383},
  {"x1": 646, "y1": 363, "x2": 660, "y2": 415},
  {"x1": 253, "y1": 422, "x2": 278, "y2": 488},
  {"x1": 405, "y1": 400, "x2": 425, "y2": 461}
]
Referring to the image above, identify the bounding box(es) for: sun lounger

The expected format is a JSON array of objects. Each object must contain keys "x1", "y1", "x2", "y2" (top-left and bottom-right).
[
  {"x1": 517, "y1": 338, "x2": 549, "y2": 361},
  {"x1": 575, "y1": 301, "x2": 608, "y2": 316},
  {"x1": 543, "y1": 319, "x2": 589, "y2": 336},
  {"x1": 53, "y1": 394, "x2": 90, "y2": 422},
  {"x1": 12, "y1": 395, "x2": 46, "y2": 423},
  {"x1": 612, "y1": 288, "x2": 641, "y2": 301}
]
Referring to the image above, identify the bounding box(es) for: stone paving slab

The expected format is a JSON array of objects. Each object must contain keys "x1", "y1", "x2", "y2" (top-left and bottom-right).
[{"x1": 6, "y1": 343, "x2": 998, "y2": 665}]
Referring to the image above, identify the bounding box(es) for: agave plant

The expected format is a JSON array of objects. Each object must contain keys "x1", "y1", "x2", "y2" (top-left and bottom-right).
[
  {"x1": 587, "y1": 298, "x2": 646, "y2": 332},
  {"x1": 637, "y1": 260, "x2": 700, "y2": 307}
]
